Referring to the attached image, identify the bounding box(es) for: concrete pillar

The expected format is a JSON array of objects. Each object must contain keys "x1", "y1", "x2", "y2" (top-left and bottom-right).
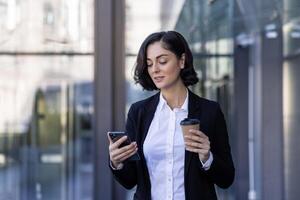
[{"x1": 94, "y1": 0, "x2": 126, "y2": 199}]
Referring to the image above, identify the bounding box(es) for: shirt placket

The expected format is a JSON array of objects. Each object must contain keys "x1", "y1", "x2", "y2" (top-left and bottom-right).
[{"x1": 166, "y1": 110, "x2": 175, "y2": 200}]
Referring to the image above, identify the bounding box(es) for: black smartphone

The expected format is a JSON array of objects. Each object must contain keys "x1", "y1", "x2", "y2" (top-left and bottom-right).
[{"x1": 108, "y1": 131, "x2": 140, "y2": 161}]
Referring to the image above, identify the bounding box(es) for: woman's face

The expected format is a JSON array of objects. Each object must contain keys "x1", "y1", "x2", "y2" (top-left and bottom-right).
[{"x1": 146, "y1": 41, "x2": 184, "y2": 90}]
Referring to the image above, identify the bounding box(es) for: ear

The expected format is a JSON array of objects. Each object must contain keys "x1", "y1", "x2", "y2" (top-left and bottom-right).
[{"x1": 180, "y1": 53, "x2": 185, "y2": 69}]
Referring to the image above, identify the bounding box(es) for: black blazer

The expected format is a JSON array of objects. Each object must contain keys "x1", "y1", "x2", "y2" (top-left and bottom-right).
[{"x1": 110, "y1": 90, "x2": 235, "y2": 200}]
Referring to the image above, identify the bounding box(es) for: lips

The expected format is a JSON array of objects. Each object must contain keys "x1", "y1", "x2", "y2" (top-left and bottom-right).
[{"x1": 153, "y1": 76, "x2": 164, "y2": 82}]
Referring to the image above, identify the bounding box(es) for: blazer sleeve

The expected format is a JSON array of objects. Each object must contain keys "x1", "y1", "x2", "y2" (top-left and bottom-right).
[
  {"x1": 109, "y1": 104, "x2": 138, "y2": 189},
  {"x1": 205, "y1": 104, "x2": 235, "y2": 188}
]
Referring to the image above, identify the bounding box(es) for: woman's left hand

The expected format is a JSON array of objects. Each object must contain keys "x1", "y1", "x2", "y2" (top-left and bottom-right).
[{"x1": 184, "y1": 129, "x2": 211, "y2": 163}]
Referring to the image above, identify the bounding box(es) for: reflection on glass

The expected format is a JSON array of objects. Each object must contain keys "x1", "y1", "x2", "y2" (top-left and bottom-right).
[
  {"x1": 0, "y1": 55, "x2": 94, "y2": 200},
  {"x1": 125, "y1": 0, "x2": 159, "y2": 114},
  {"x1": 0, "y1": 0, "x2": 94, "y2": 52},
  {"x1": 283, "y1": 21, "x2": 300, "y2": 56},
  {"x1": 176, "y1": 0, "x2": 233, "y2": 55},
  {"x1": 0, "y1": 0, "x2": 94, "y2": 200},
  {"x1": 175, "y1": 1, "x2": 235, "y2": 199}
]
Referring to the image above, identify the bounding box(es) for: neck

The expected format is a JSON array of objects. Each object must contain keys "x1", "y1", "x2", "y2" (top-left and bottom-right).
[{"x1": 161, "y1": 82, "x2": 187, "y2": 109}]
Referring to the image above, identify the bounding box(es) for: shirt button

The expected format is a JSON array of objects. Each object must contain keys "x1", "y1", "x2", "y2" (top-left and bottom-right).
[{"x1": 168, "y1": 178, "x2": 171, "y2": 182}]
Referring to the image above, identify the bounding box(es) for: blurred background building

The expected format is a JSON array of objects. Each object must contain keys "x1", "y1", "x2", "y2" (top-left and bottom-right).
[{"x1": 0, "y1": 0, "x2": 299, "y2": 200}]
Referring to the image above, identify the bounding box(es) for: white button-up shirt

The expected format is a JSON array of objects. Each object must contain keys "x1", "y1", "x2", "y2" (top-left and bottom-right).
[
  {"x1": 143, "y1": 92, "x2": 188, "y2": 200},
  {"x1": 143, "y1": 91, "x2": 213, "y2": 200}
]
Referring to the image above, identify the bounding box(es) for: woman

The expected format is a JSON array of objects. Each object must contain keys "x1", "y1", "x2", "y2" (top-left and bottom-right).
[{"x1": 108, "y1": 31, "x2": 234, "y2": 200}]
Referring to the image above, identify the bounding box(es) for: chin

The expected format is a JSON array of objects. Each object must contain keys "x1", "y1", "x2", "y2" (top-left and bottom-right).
[
  {"x1": 153, "y1": 80, "x2": 175, "y2": 90},
  {"x1": 154, "y1": 85, "x2": 163, "y2": 90},
  {"x1": 154, "y1": 83, "x2": 165, "y2": 89},
  {"x1": 155, "y1": 85, "x2": 172, "y2": 91}
]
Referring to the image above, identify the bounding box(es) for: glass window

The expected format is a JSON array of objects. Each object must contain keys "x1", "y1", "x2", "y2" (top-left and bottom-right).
[
  {"x1": 0, "y1": 0, "x2": 94, "y2": 200},
  {"x1": 0, "y1": 0, "x2": 93, "y2": 53},
  {"x1": 125, "y1": 0, "x2": 159, "y2": 111}
]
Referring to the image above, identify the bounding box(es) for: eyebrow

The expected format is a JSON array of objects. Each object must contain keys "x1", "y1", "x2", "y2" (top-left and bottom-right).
[{"x1": 147, "y1": 54, "x2": 169, "y2": 60}]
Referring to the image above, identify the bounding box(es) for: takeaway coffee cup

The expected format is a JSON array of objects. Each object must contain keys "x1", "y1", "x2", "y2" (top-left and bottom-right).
[{"x1": 180, "y1": 118, "x2": 200, "y2": 143}]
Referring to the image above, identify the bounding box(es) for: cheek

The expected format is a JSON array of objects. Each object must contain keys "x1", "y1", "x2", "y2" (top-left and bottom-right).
[
  {"x1": 168, "y1": 66, "x2": 181, "y2": 76},
  {"x1": 147, "y1": 68, "x2": 152, "y2": 76}
]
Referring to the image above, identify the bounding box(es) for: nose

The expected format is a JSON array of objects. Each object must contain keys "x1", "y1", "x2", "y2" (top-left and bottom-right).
[{"x1": 151, "y1": 62, "x2": 160, "y2": 73}]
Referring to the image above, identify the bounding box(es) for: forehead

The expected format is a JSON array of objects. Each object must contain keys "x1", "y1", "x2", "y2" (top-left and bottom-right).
[{"x1": 146, "y1": 42, "x2": 172, "y2": 58}]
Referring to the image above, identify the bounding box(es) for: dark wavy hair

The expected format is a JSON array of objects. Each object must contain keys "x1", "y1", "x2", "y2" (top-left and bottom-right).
[{"x1": 134, "y1": 31, "x2": 199, "y2": 91}]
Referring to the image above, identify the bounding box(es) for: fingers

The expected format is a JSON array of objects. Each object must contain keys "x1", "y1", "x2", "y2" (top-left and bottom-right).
[
  {"x1": 107, "y1": 131, "x2": 139, "y2": 165},
  {"x1": 185, "y1": 141, "x2": 210, "y2": 150},
  {"x1": 111, "y1": 142, "x2": 136, "y2": 158},
  {"x1": 184, "y1": 130, "x2": 211, "y2": 159},
  {"x1": 114, "y1": 146, "x2": 138, "y2": 162},
  {"x1": 109, "y1": 136, "x2": 128, "y2": 150},
  {"x1": 184, "y1": 134, "x2": 208, "y2": 144},
  {"x1": 184, "y1": 130, "x2": 209, "y2": 143},
  {"x1": 188, "y1": 129, "x2": 208, "y2": 139},
  {"x1": 110, "y1": 142, "x2": 138, "y2": 164}
]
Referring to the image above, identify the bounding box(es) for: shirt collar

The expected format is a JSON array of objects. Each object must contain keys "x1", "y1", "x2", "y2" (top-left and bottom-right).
[{"x1": 157, "y1": 89, "x2": 189, "y2": 112}]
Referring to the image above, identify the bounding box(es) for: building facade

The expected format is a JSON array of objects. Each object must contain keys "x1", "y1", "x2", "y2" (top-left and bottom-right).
[{"x1": 1, "y1": 0, "x2": 300, "y2": 199}]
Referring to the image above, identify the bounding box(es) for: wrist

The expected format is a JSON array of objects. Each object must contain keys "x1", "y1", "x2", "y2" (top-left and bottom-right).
[
  {"x1": 199, "y1": 153, "x2": 209, "y2": 163},
  {"x1": 111, "y1": 161, "x2": 124, "y2": 170}
]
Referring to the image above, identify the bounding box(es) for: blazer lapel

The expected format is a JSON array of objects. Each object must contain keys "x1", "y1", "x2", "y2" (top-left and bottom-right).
[
  {"x1": 136, "y1": 93, "x2": 159, "y2": 195},
  {"x1": 185, "y1": 90, "x2": 202, "y2": 180},
  {"x1": 140, "y1": 93, "x2": 160, "y2": 144}
]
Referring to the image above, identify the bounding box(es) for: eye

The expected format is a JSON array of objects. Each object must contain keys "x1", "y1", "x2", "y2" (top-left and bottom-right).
[
  {"x1": 159, "y1": 59, "x2": 167, "y2": 64},
  {"x1": 147, "y1": 62, "x2": 153, "y2": 67}
]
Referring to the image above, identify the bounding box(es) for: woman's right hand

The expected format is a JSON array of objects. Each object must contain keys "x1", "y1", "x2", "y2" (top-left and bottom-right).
[{"x1": 107, "y1": 133, "x2": 138, "y2": 168}]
